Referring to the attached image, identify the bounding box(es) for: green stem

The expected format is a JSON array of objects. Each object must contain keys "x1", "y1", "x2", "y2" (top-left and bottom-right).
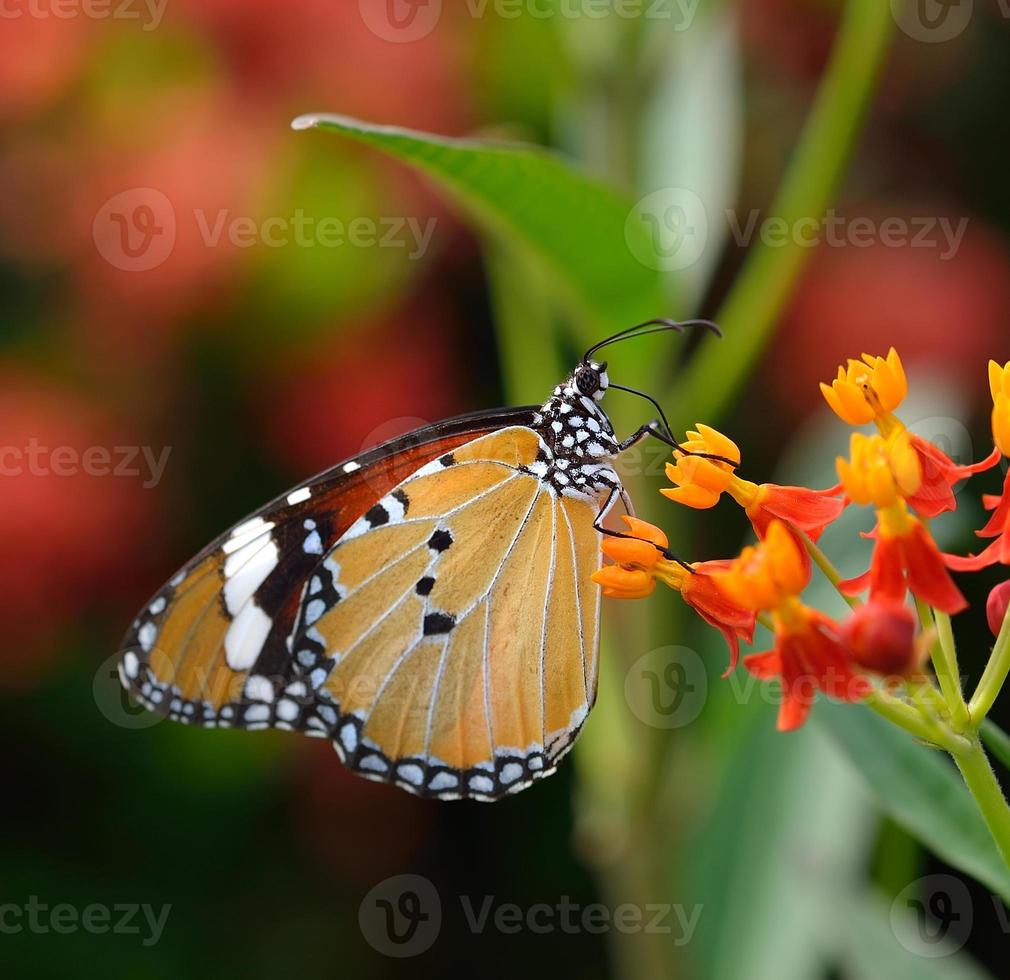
[
  {"x1": 864, "y1": 689, "x2": 966, "y2": 755},
  {"x1": 803, "y1": 536, "x2": 860, "y2": 609},
  {"x1": 952, "y1": 738, "x2": 1010, "y2": 871},
  {"x1": 970, "y1": 601, "x2": 1010, "y2": 723},
  {"x1": 668, "y1": 0, "x2": 896, "y2": 422},
  {"x1": 932, "y1": 609, "x2": 971, "y2": 732}
]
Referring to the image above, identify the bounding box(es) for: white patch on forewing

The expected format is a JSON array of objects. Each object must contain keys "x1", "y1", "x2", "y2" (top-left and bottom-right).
[
  {"x1": 223, "y1": 517, "x2": 275, "y2": 555},
  {"x1": 122, "y1": 651, "x2": 139, "y2": 679},
  {"x1": 385, "y1": 492, "x2": 407, "y2": 523},
  {"x1": 223, "y1": 535, "x2": 279, "y2": 615},
  {"x1": 224, "y1": 603, "x2": 272, "y2": 671},
  {"x1": 286, "y1": 486, "x2": 312, "y2": 506},
  {"x1": 148, "y1": 596, "x2": 166, "y2": 615},
  {"x1": 342, "y1": 460, "x2": 361, "y2": 473}
]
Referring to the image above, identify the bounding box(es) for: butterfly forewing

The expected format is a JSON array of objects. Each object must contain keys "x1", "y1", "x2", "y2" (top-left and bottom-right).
[{"x1": 118, "y1": 410, "x2": 535, "y2": 734}]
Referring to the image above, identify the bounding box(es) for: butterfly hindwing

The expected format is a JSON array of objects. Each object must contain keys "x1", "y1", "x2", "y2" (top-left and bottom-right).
[{"x1": 291, "y1": 427, "x2": 602, "y2": 799}]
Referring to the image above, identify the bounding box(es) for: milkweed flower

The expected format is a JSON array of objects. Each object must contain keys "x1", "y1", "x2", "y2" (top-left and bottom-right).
[
  {"x1": 837, "y1": 432, "x2": 967, "y2": 613},
  {"x1": 944, "y1": 361, "x2": 1010, "y2": 572},
  {"x1": 713, "y1": 521, "x2": 870, "y2": 731},
  {"x1": 820, "y1": 348, "x2": 908, "y2": 430},
  {"x1": 592, "y1": 516, "x2": 755, "y2": 671},
  {"x1": 820, "y1": 348, "x2": 998, "y2": 517},
  {"x1": 661, "y1": 425, "x2": 845, "y2": 565}
]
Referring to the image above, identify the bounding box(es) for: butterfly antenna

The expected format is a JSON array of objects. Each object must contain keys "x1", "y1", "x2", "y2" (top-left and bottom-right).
[
  {"x1": 608, "y1": 382, "x2": 674, "y2": 439},
  {"x1": 582, "y1": 318, "x2": 721, "y2": 363}
]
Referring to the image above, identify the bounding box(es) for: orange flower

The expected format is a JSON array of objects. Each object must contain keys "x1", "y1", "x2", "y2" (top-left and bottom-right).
[
  {"x1": 820, "y1": 348, "x2": 907, "y2": 429},
  {"x1": 593, "y1": 517, "x2": 755, "y2": 670},
  {"x1": 836, "y1": 432, "x2": 966, "y2": 612},
  {"x1": 662, "y1": 424, "x2": 845, "y2": 571},
  {"x1": 714, "y1": 521, "x2": 870, "y2": 730},
  {"x1": 821, "y1": 348, "x2": 997, "y2": 517}
]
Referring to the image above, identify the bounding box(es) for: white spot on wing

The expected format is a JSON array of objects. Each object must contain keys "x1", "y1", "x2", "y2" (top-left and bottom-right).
[
  {"x1": 224, "y1": 603, "x2": 272, "y2": 671},
  {"x1": 138, "y1": 622, "x2": 157, "y2": 653},
  {"x1": 223, "y1": 536, "x2": 279, "y2": 615},
  {"x1": 223, "y1": 517, "x2": 275, "y2": 555},
  {"x1": 287, "y1": 486, "x2": 311, "y2": 506},
  {"x1": 343, "y1": 460, "x2": 361, "y2": 473}
]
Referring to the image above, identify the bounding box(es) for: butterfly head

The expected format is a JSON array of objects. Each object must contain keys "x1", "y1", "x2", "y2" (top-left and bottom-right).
[{"x1": 574, "y1": 359, "x2": 609, "y2": 402}]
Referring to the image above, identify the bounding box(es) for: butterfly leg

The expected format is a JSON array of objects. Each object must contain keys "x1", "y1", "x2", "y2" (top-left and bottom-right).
[
  {"x1": 591, "y1": 483, "x2": 694, "y2": 573},
  {"x1": 619, "y1": 419, "x2": 738, "y2": 467}
]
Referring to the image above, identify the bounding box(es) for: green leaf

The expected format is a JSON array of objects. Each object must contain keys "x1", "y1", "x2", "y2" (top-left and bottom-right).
[
  {"x1": 816, "y1": 701, "x2": 1010, "y2": 904},
  {"x1": 687, "y1": 706, "x2": 878, "y2": 980},
  {"x1": 291, "y1": 113, "x2": 665, "y2": 348},
  {"x1": 839, "y1": 891, "x2": 992, "y2": 980}
]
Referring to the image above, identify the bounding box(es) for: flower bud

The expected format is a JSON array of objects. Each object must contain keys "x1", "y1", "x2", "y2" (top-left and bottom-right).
[
  {"x1": 987, "y1": 580, "x2": 1010, "y2": 638},
  {"x1": 839, "y1": 600, "x2": 918, "y2": 676}
]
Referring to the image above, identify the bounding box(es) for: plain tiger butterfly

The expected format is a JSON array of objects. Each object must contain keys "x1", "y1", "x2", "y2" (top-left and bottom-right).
[{"x1": 117, "y1": 319, "x2": 724, "y2": 800}]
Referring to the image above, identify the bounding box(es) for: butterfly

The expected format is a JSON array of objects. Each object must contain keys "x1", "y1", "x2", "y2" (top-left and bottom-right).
[{"x1": 118, "y1": 319, "x2": 722, "y2": 800}]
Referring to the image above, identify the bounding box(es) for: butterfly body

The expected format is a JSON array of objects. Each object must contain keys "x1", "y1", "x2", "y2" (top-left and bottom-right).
[{"x1": 119, "y1": 359, "x2": 636, "y2": 800}]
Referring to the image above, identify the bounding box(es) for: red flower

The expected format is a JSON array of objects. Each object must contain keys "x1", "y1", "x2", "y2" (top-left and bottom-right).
[
  {"x1": 745, "y1": 607, "x2": 872, "y2": 732},
  {"x1": 944, "y1": 469, "x2": 1010, "y2": 572},
  {"x1": 906, "y1": 436, "x2": 1000, "y2": 519},
  {"x1": 839, "y1": 600, "x2": 919, "y2": 676},
  {"x1": 841, "y1": 512, "x2": 967, "y2": 614},
  {"x1": 680, "y1": 560, "x2": 757, "y2": 675}
]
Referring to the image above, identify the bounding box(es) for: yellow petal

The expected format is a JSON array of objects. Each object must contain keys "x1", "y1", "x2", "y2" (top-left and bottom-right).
[{"x1": 994, "y1": 393, "x2": 1010, "y2": 457}]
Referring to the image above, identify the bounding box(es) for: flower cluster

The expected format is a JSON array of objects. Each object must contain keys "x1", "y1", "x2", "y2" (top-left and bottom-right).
[{"x1": 595, "y1": 348, "x2": 1010, "y2": 732}]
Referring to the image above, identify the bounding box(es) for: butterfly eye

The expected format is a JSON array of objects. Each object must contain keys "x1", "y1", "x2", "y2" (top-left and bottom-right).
[{"x1": 576, "y1": 367, "x2": 600, "y2": 396}]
